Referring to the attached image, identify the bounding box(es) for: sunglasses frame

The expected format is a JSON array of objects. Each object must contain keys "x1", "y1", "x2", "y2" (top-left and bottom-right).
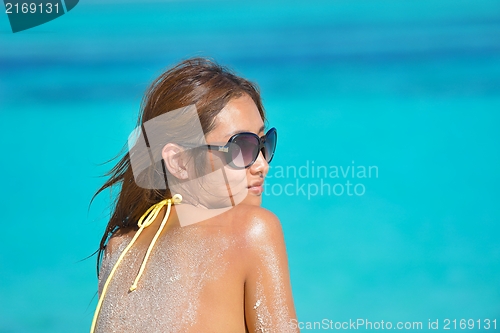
[{"x1": 204, "y1": 127, "x2": 277, "y2": 169}]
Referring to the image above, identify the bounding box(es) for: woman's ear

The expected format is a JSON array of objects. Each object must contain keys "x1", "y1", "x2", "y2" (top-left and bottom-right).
[{"x1": 162, "y1": 143, "x2": 189, "y2": 180}]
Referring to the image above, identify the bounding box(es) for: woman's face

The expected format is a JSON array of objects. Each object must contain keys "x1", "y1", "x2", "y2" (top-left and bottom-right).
[{"x1": 185, "y1": 93, "x2": 269, "y2": 208}]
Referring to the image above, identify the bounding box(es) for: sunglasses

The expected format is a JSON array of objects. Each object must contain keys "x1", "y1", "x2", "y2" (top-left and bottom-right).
[{"x1": 185, "y1": 128, "x2": 277, "y2": 169}]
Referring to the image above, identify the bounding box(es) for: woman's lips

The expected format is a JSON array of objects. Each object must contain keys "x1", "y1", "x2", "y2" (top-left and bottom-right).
[{"x1": 247, "y1": 184, "x2": 263, "y2": 195}]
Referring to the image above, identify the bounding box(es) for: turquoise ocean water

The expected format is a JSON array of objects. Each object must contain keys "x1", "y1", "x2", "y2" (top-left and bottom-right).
[{"x1": 1, "y1": 0, "x2": 499, "y2": 332}]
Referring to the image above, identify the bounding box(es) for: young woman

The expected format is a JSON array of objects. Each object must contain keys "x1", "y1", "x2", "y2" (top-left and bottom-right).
[{"x1": 90, "y1": 57, "x2": 299, "y2": 332}]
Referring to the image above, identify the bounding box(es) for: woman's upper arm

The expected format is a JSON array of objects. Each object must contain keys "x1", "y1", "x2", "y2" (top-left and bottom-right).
[{"x1": 241, "y1": 207, "x2": 299, "y2": 332}]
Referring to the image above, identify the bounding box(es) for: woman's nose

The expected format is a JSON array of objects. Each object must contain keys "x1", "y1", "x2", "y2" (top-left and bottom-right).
[{"x1": 250, "y1": 150, "x2": 269, "y2": 176}]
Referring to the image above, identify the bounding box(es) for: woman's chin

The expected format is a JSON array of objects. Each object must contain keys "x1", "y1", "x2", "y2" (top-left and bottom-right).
[{"x1": 239, "y1": 193, "x2": 262, "y2": 206}]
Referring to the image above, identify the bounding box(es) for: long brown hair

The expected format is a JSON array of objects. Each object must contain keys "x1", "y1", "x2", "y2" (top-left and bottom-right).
[{"x1": 92, "y1": 57, "x2": 266, "y2": 276}]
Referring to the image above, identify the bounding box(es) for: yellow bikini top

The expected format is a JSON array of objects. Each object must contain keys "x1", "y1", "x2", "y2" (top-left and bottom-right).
[{"x1": 90, "y1": 194, "x2": 183, "y2": 333}]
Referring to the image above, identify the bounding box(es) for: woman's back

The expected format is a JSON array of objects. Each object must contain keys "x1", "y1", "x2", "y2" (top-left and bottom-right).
[
  {"x1": 96, "y1": 204, "x2": 296, "y2": 333},
  {"x1": 91, "y1": 57, "x2": 298, "y2": 332}
]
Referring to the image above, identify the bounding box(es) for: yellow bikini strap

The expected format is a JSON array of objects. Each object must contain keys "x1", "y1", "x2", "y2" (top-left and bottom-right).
[{"x1": 90, "y1": 194, "x2": 182, "y2": 333}]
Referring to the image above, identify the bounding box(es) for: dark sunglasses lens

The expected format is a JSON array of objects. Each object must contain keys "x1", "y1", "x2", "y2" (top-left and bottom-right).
[
  {"x1": 231, "y1": 135, "x2": 259, "y2": 168},
  {"x1": 263, "y1": 129, "x2": 277, "y2": 163}
]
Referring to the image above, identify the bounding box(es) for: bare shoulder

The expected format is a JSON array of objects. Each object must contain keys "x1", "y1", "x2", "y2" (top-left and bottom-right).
[
  {"x1": 105, "y1": 234, "x2": 121, "y2": 253},
  {"x1": 229, "y1": 204, "x2": 285, "y2": 250},
  {"x1": 104, "y1": 229, "x2": 131, "y2": 256}
]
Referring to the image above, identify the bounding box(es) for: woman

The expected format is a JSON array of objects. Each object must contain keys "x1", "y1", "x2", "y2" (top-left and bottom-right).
[{"x1": 91, "y1": 57, "x2": 298, "y2": 332}]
